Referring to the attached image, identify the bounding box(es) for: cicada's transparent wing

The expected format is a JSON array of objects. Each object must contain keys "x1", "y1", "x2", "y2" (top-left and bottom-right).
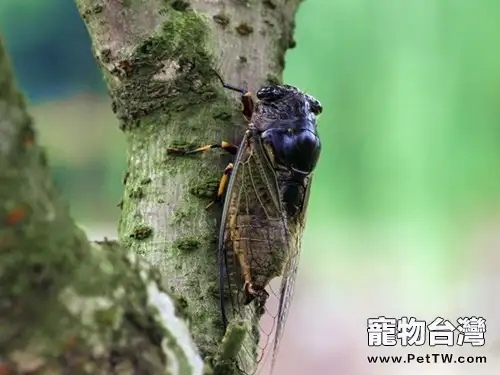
[
  {"x1": 217, "y1": 131, "x2": 294, "y2": 375},
  {"x1": 269, "y1": 174, "x2": 314, "y2": 373},
  {"x1": 271, "y1": 255, "x2": 300, "y2": 372}
]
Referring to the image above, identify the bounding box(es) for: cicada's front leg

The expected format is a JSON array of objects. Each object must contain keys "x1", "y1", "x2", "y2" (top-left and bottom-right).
[{"x1": 167, "y1": 141, "x2": 238, "y2": 156}]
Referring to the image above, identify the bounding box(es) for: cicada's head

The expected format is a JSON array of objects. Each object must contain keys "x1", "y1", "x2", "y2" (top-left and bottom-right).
[{"x1": 254, "y1": 85, "x2": 323, "y2": 175}]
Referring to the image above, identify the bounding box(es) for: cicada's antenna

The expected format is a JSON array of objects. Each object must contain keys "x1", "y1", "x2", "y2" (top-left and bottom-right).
[
  {"x1": 211, "y1": 69, "x2": 254, "y2": 121},
  {"x1": 211, "y1": 69, "x2": 247, "y2": 94}
]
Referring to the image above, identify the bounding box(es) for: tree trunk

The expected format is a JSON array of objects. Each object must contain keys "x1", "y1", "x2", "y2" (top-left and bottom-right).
[
  {"x1": 75, "y1": 0, "x2": 302, "y2": 371},
  {"x1": 0, "y1": 36, "x2": 203, "y2": 374}
]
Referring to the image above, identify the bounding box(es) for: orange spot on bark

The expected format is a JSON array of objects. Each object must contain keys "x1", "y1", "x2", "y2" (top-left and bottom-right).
[
  {"x1": 24, "y1": 135, "x2": 35, "y2": 146},
  {"x1": 118, "y1": 60, "x2": 131, "y2": 69},
  {"x1": 5, "y1": 206, "x2": 26, "y2": 225},
  {"x1": 0, "y1": 235, "x2": 14, "y2": 249},
  {"x1": 0, "y1": 364, "x2": 12, "y2": 375},
  {"x1": 22, "y1": 128, "x2": 36, "y2": 146},
  {"x1": 63, "y1": 335, "x2": 77, "y2": 350}
]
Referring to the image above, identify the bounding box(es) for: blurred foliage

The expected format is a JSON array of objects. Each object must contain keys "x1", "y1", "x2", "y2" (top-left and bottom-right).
[
  {"x1": 29, "y1": 96, "x2": 125, "y2": 222},
  {"x1": 286, "y1": 0, "x2": 500, "y2": 225},
  {"x1": 0, "y1": 0, "x2": 105, "y2": 102},
  {"x1": 1, "y1": 0, "x2": 500, "y2": 271}
]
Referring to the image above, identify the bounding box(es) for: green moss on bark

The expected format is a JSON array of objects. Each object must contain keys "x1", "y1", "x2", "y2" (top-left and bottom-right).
[
  {"x1": 108, "y1": 3, "x2": 242, "y2": 364},
  {"x1": 189, "y1": 177, "x2": 220, "y2": 200},
  {"x1": 212, "y1": 320, "x2": 247, "y2": 375},
  {"x1": 213, "y1": 13, "x2": 230, "y2": 27},
  {"x1": 81, "y1": 3, "x2": 104, "y2": 20},
  {"x1": 129, "y1": 186, "x2": 145, "y2": 199},
  {"x1": 109, "y1": 9, "x2": 220, "y2": 129},
  {"x1": 171, "y1": 0, "x2": 191, "y2": 11},
  {"x1": 130, "y1": 225, "x2": 153, "y2": 240},
  {"x1": 174, "y1": 237, "x2": 202, "y2": 252},
  {"x1": 171, "y1": 206, "x2": 196, "y2": 224},
  {"x1": 235, "y1": 23, "x2": 254, "y2": 36}
]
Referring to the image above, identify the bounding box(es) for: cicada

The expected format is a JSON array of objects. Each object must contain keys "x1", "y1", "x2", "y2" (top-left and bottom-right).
[{"x1": 167, "y1": 72, "x2": 322, "y2": 374}]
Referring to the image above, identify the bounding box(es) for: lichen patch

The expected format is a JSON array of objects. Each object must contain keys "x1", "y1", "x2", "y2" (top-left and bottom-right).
[
  {"x1": 9, "y1": 350, "x2": 44, "y2": 373},
  {"x1": 60, "y1": 288, "x2": 114, "y2": 324},
  {"x1": 153, "y1": 60, "x2": 181, "y2": 81},
  {"x1": 147, "y1": 282, "x2": 204, "y2": 375},
  {"x1": 58, "y1": 288, "x2": 119, "y2": 356}
]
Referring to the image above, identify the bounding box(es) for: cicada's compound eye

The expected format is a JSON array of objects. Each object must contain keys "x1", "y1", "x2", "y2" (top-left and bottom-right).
[{"x1": 306, "y1": 95, "x2": 322, "y2": 115}]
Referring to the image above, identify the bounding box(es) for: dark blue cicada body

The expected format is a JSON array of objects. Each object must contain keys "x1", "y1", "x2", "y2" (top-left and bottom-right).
[
  {"x1": 255, "y1": 84, "x2": 322, "y2": 175},
  {"x1": 254, "y1": 84, "x2": 322, "y2": 222},
  {"x1": 167, "y1": 73, "x2": 322, "y2": 375}
]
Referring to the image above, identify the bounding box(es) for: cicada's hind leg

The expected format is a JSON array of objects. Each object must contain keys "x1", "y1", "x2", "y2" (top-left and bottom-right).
[
  {"x1": 205, "y1": 162, "x2": 233, "y2": 209},
  {"x1": 242, "y1": 282, "x2": 269, "y2": 311},
  {"x1": 167, "y1": 141, "x2": 238, "y2": 156}
]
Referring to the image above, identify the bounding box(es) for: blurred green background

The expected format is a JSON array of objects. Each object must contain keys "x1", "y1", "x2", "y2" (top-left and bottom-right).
[{"x1": 3, "y1": 1, "x2": 499, "y2": 372}]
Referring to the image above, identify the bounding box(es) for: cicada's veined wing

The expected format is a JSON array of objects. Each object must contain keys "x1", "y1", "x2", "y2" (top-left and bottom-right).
[
  {"x1": 217, "y1": 129, "x2": 294, "y2": 375},
  {"x1": 270, "y1": 174, "x2": 314, "y2": 374}
]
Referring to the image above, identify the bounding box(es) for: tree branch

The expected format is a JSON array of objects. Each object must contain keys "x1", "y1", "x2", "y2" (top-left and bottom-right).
[
  {"x1": 0, "y1": 36, "x2": 203, "y2": 375},
  {"x1": 75, "y1": 0, "x2": 302, "y2": 371}
]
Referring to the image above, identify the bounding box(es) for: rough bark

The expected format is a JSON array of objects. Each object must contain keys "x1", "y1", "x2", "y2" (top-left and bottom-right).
[{"x1": 0, "y1": 37, "x2": 203, "y2": 375}]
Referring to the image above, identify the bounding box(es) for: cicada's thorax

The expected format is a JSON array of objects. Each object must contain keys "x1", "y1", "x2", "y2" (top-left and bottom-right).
[
  {"x1": 253, "y1": 89, "x2": 322, "y2": 177},
  {"x1": 254, "y1": 88, "x2": 320, "y2": 219}
]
